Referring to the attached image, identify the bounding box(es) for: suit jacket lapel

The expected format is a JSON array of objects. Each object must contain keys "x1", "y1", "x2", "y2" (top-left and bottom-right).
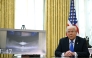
[{"x1": 74, "y1": 36, "x2": 79, "y2": 51}]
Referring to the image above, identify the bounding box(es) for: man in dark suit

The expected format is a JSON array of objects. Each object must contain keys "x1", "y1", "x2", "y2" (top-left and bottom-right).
[{"x1": 55, "y1": 26, "x2": 90, "y2": 57}]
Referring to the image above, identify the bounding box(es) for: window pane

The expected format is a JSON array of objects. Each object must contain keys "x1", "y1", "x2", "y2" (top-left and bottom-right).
[{"x1": 15, "y1": 0, "x2": 44, "y2": 30}]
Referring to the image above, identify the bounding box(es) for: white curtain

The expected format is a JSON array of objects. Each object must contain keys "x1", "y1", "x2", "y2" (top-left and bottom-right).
[
  {"x1": 75, "y1": 0, "x2": 85, "y2": 38},
  {"x1": 75, "y1": 0, "x2": 92, "y2": 46},
  {"x1": 15, "y1": 0, "x2": 44, "y2": 30},
  {"x1": 85, "y1": 0, "x2": 92, "y2": 46}
]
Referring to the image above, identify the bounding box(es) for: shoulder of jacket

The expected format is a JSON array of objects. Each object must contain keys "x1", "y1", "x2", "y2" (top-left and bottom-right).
[
  {"x1": 60, "y1": 37, "x2": 68, "y2": 40},
  {"x1": 76, "y1": 36, "x2": 85, "y2": 41}
]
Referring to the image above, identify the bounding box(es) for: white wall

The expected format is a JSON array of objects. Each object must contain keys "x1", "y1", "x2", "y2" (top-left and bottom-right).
[{"x1": 15, "y1": 0, "x2": 44, "y2": 30}]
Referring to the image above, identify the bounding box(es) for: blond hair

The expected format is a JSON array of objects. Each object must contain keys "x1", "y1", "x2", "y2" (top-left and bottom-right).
[{"x1": 66, "y1": 26, "x2": 77, "y2": 32}]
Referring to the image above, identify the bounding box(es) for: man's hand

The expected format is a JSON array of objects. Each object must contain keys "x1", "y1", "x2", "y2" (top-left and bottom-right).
[{"x1": 64, "y1": 50, "x2": 75, "y2": 57}]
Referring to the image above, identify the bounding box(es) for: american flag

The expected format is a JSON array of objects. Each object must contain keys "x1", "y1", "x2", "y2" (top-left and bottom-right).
[{"x1": 68, "y1": 0, "x2": 79, "y2": 34}]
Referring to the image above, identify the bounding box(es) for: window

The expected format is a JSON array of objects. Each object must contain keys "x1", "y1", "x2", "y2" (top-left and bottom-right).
[{"x1": 15, "y1": 0, "x2": 44, "y2": 30}]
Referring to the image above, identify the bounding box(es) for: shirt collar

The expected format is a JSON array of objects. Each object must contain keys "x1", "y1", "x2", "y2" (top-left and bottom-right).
[{"x1": 69, "y1": 38, "x2": 76, "y2": 43}]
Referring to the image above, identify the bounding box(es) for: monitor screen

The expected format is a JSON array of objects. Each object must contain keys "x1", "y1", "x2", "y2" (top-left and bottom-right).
[
  {"x1": 0, "y1": 29, "x2": 46, "y2": 55},
  {"x1": 6, "y1": 31, "x2": 39, "y2": 53}
]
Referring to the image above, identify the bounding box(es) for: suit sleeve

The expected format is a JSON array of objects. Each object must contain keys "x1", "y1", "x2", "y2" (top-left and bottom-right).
[
  {"x1": 55, "y1": 39, "x2": 63, "y2": 57},
  {"x1": 76, "y1": 39, "x2": 90, "y2": 57}
]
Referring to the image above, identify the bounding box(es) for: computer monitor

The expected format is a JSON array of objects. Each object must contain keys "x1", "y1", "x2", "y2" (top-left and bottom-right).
[{"x1": 0, "y1": 28, "x2": 46, "y2": 55}]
